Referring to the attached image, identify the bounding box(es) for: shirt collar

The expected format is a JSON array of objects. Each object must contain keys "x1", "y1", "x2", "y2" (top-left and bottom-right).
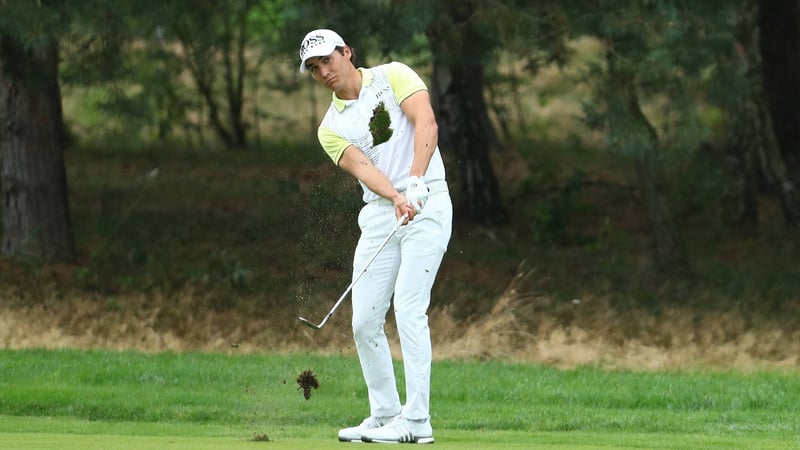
[{"x1": 332, "y1": 67, "x2": 373, "y2": 112}]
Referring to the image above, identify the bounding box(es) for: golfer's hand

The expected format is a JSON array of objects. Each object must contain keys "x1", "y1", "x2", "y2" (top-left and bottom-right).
[
  {"x1": 392, "y1": 194, "x2": 415, "y2": 224},
  {"x1": 405, "y1": 176, "x2": 429, "y2": 214}
]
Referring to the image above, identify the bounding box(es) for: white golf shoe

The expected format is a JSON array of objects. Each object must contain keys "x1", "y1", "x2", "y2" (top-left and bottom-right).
[
  {"x1": 360, "y1": 416, "x2": 434, "y2": 444},
  {"x1": 338, "y1": 415, "x2": 396, "y2": 442}
]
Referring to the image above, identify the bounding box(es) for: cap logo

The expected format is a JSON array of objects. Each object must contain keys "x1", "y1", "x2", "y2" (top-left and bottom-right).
[
  {"x1": 298, "y1": 29, "x2": 345, "y2": 73},
  {"x1": 300, "y1": 34, "x2": 327, "y2": 60}
]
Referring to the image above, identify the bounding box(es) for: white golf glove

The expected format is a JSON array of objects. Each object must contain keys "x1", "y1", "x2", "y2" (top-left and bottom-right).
[{"x1": 405, "y1": 176, "x2": 429, "y2": 213}]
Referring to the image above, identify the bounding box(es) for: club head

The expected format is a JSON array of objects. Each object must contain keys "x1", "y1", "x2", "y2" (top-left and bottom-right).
[{"x1": 298, "y1": 316, "x2": 322, "y2": 330}]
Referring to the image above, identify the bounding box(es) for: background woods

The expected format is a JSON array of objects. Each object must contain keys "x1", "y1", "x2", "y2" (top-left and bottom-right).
[{"x1": 1, "y1": 0, "x2": 799, "y2": 358}]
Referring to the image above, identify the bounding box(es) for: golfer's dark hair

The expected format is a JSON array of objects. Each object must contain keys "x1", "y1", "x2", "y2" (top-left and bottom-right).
[{"x1": 336, "y1": 46, "x2": 357, "y2": 67}]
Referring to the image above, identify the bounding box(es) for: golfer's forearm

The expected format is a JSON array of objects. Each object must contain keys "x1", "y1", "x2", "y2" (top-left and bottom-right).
[
  {"x1": 410, "y1": 118, "x2": 437, "y2": 178},
  {"x1": 360, "y1": 169, "x2": 403, "y2": 201},
  {"x1": 339, "y1": 146, "x2": 404, "y2": 202}
]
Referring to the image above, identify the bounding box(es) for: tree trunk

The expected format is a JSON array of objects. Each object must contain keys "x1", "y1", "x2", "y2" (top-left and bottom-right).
[
  {"x1": 718, "y1": 4, "x2": 762, "y2": 230},
  {"x1": 427, "y1": 1, "x2": 508, "y2": 226},
  {"x1": 633, "y1": 154, "x2": 687, "y2": 272},
  {"x1": 605, "y1": 49, "x2": 687, "y2": 272},
  {"x1": 757, "y1": 0, "x2": 800, "y2": 225},
  {"x1": 0, "y1": 36, "x2": 76, "y2": 262},
  {"x1": 221, "y1": 1, "x2": 248, "y2": 149},
  {"x1": 720, "y1": 100, "x2": 760, "y2": 230},
  {"x1": 175, "y1": 0, "x2": 255, "y2": 151},
  {"x1": 177, "y1": 29, "x2": 235, "y2": 149},
  {"x1": 430, "y1": 60, "x2": 508, "y2": 225}
]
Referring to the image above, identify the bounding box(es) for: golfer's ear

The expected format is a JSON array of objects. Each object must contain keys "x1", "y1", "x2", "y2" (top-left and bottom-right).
[{"x1": 345, "y1": 46, "x2": 356, "y2": 65}]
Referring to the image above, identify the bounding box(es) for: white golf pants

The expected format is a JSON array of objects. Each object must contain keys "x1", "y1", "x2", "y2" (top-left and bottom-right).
[{"x1": 350, "y1": 188, "x2": 452, "y2": 421}]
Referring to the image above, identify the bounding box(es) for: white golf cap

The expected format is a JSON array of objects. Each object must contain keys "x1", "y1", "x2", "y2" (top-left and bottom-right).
[{"x1": 299, "y1": 29, "x2": 346, "y2": 73}]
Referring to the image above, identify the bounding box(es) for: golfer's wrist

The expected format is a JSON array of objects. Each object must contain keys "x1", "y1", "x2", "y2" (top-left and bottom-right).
[{"x1": 389, "y1": 192, "x2": 407, "y2": 207}]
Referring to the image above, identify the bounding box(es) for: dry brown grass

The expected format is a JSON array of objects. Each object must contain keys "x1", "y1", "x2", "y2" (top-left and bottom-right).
[
  {"x1": 3, "y1": 266, "x2": 798, "y2": 372},
  {"x1": 430, "y1": 267, "x2": 800, "y2": 371}
]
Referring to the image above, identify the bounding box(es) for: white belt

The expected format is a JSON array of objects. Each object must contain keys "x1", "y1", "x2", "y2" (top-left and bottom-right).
[{"x1": 369, "y1": 180, "x2": 449, "y2": 206}]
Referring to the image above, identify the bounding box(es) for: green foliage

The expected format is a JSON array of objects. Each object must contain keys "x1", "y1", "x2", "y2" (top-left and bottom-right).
[
  {"x1": 566, "y1": 1, "x2": 746, "y2": 151},
  {"x1": 89, "y1": 45, "x2": 192, "y2": 142},
  {"x1": 552, "y1": 2, "x2": 755, "y2": 272},
  {"x1": 0, "y1": 0, "x2": 754, "y2": 153},
  {"x1": 196, "y1": 249, "x2": 253, "y2": 292},
  {"x1": 515, "y1": 137, "x2": 603, "y2": 246},
  {"x1": 528, "y1": 170, "x2": 591, "y2": 244},
  {"x1": 3, "y1": 1, "x2": 799, "y2": 311},
  {"x1": 0, "y1": 1, "x2": 66, "y2": 47},
  {"x1": 52, "y1": 1, "x2": 300, "y2": 147},
  {"x1": 56, "y1": 142, "x2": 317, "y2": 296},
  {"x1": 669, "y1": 146, "x2": 729, "y2": 221}
]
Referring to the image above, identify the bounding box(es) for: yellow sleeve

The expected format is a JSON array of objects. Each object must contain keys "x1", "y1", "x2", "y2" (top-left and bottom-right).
[
  {"x1": 385, "y1": 62, "x2": 427, "y2": 104},
  {"x1": 318, "y1": 126, "x2": 351, "y2": 165}
]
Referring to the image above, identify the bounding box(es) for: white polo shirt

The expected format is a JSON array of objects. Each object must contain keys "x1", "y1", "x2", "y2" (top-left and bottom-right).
[{"x1": 317, "y1": 61, "x2": 447, "y2": 203}]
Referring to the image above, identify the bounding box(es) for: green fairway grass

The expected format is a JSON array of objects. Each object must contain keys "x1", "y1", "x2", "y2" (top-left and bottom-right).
[
  {"x1": 2, "y1": 419, "x2": 795, "y2": 450},
  {"x1": 0, "y1": 350, "x2": 798, "y2": 449}
]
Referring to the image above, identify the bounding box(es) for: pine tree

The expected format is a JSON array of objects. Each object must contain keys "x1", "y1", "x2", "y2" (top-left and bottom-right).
[{"x1": 0, "y1": 0, "x2": 75, "y2": 262}]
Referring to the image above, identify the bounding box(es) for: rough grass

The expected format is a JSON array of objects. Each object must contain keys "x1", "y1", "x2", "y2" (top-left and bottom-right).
[{"x1": 2, "y1": 265, "x2": 799, "y2": 371}]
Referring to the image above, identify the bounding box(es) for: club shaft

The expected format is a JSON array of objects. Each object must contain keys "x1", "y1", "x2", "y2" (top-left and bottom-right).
[{"x1": 299, "y1": 214, "x2": 406, "y2": 329}]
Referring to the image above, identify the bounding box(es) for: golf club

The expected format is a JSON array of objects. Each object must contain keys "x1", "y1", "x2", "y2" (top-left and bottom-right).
[{"x1": 298, "y1": 213, "x2": 407, "y2": 330}]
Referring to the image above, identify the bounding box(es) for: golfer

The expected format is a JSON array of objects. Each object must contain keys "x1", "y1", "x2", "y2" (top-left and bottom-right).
[{"x1": 299, "y1": 29, "x2": 452, "y2": 444}]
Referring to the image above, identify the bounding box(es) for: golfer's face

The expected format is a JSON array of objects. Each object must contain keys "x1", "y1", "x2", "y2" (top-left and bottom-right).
[{"x1": 306, "y1": 49, "x2": 348, "y2": 91}]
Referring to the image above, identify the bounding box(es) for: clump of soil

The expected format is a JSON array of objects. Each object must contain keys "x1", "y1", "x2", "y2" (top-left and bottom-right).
[
  {"x1": 296, "y1": 369, "x2": 319, "y2": 400},
  {"x1": 250, "y1": 433, "x2": 271, "y2": 442},
  {"x1": 369, "y1": 101, "x2": 393, "y2": 145}
]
